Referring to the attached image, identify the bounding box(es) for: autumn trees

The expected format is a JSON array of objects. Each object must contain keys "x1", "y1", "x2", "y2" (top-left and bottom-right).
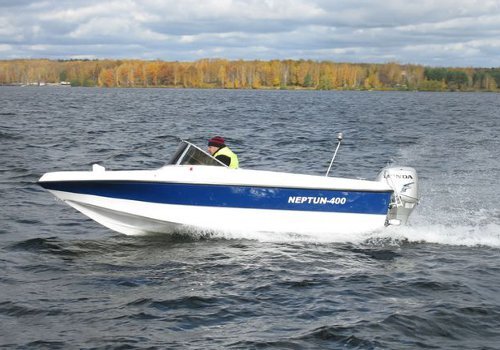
[{"x1": 0, "y1": 59, "x2": 498, "y2": 91}]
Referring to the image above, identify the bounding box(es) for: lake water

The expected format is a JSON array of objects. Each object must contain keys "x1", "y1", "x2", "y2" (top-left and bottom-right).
[{"x1": 1, "y1": 86, "x2": 499, "y2": 349}]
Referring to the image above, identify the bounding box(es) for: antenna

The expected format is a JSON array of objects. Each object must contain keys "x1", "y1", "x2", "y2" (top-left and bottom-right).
[{"x1": 325, "y1": 132, "x2": 343, "y2": 177}]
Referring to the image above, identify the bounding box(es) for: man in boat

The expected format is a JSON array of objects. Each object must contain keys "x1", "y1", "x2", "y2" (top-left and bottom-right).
[{"x1": 207, "y1": 136, "x2": 239, "y2": 169}]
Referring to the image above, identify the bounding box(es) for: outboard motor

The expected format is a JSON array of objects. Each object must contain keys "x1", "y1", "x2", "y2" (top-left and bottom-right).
[{"x1": 376, "y1": 166, "x2": 419, "y2": 225}]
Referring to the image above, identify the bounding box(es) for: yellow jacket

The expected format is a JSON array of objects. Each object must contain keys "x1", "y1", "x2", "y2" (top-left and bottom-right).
[{"x1": 214, "y1": 146, "x2": 239, "y2": 169}]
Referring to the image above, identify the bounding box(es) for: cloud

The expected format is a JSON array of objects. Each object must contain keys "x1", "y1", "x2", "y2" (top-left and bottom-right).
[{"x1": 0, "y1": 0, "x2": 499, "y2": 66}]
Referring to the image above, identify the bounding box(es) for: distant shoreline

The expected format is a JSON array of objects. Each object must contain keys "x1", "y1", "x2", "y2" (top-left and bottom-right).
[
  {"x1": 2, "y1": 84, "x2": 499, "y2": 93},
  {"x1": 1, "y1": 59, "x2": 498, "y2": 92}
]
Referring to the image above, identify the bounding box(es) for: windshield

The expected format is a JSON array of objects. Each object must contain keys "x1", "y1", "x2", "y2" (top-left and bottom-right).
[{"x1": 168, "y1": 141, "x2": 227, "y2": 167}]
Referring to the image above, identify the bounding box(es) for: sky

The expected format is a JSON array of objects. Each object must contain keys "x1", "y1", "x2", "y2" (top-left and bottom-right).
[{"x1": 1, "y1": 0, "x2": 500, "y2": 67}]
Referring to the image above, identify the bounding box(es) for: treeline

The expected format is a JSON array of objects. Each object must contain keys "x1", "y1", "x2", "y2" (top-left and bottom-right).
[{"x1": 0, "y1": 58, "x2": 499, "y2": 91}]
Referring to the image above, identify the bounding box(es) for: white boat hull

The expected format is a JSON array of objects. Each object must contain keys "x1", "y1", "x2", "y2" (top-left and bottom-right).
[{"x1": 51, "y1": 189, "x2": 389, "y2": 236}]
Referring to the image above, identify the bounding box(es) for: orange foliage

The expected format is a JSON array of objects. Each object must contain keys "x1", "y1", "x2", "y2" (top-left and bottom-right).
[{"x1": 0, "y1": 58, "x2": 496, "y2": 91}]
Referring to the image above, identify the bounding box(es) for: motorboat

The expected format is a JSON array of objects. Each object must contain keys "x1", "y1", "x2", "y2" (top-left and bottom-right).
[{"x1": 38, "y1": 139, "x2": 419, "y2": 236}]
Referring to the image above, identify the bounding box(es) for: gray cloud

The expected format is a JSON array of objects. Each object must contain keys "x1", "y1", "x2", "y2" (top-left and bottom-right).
[{"x1": 1, "y1": 0, "x2": 499, "y2": 66}]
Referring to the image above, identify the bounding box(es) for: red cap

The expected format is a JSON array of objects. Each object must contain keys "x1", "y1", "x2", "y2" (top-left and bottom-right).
[{"x1": 208, "y1": 136, "x2": 225, "y2": 147}]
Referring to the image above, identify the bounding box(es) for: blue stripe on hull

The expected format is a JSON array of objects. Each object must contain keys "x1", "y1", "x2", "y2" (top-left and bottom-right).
[{"x1": 40, "y1": 181, "x2": 392, "y2": 215}]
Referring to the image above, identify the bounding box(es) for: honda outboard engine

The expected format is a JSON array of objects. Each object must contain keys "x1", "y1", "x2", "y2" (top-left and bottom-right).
[{"x1": 376, "y1": 166, "x2": 419, "y2": 225}]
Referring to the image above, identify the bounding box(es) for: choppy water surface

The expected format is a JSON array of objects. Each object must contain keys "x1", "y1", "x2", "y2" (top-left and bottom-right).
[{"x1": 1, "y1": 87, "x2": 499, "y2": 349}]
